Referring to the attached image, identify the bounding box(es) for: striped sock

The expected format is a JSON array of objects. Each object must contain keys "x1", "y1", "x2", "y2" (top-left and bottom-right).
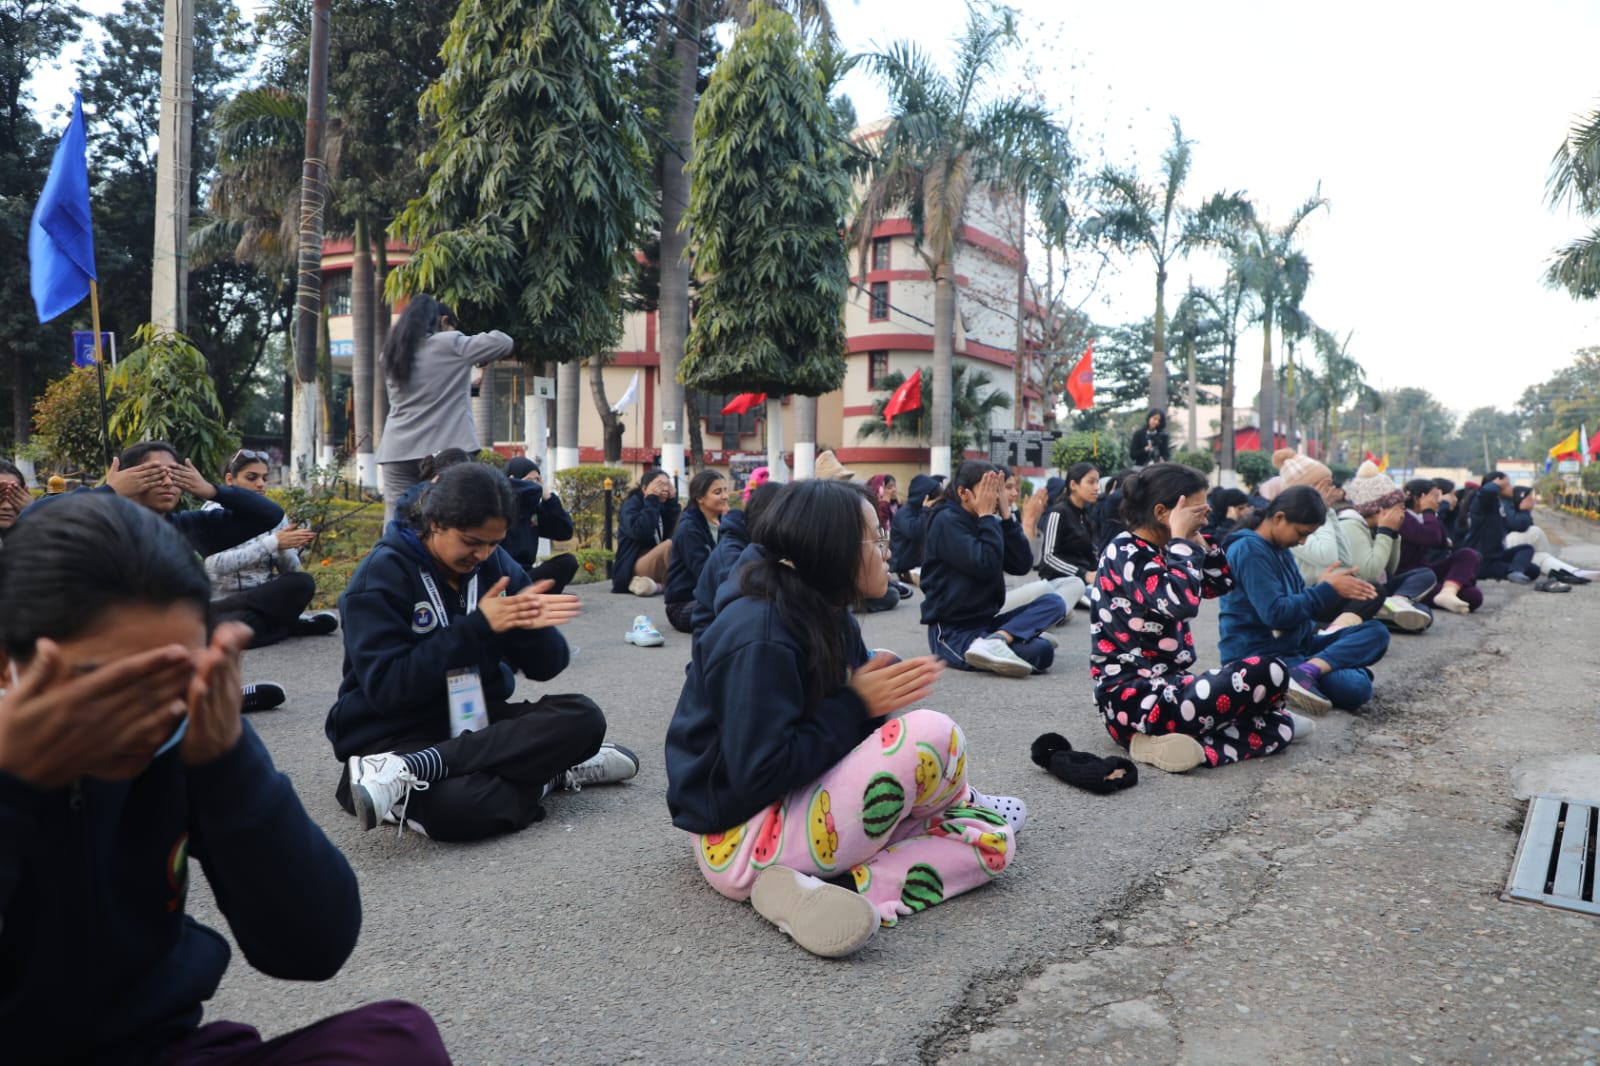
[{"x1": 401, "y1": 748, "x2": 448, "y2": 783}]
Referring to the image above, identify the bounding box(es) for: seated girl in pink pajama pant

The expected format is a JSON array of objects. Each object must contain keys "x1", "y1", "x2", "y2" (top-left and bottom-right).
[{"x1": 665, "y1": 480, "x2": 1025, "y2": 958}]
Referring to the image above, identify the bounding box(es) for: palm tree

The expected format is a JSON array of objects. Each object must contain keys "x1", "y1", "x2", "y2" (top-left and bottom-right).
[
  {"x1": 1093, "y1": 118, "x2": 1251, "y2": 413},
  {"x1": 853, "y1": 4, "x2": 1071, "y2": 477},
  {"x1": 1308, "y1": 326, "x2": 1378, "y2": 461},
  {"x1": 1235, "y1": 189, "x2": 1327, "y2": 455},
  {"x1": 1187, "y1": 264, "x2": 1254, "y2": 479},
  {"x1": 1545, "y1": 106, "x2": 1600, "y2": 297},
  {"x1": 857, "y1": 362, "x2": 1011, "y2": 454}
]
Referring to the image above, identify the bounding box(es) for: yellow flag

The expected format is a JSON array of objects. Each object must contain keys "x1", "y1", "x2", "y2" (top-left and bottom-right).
[
  {"x1": 1549, "y1": 428, "x2": 1581, "y2": 458},
  {"x1": 1378, "y1": 452, "x2": 1389, "y2": 472}
]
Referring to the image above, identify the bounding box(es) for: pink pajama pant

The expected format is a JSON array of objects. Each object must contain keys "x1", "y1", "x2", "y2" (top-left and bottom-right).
[{"x1": 693, "y1": 709, "x2": 1015, "y2": 925}]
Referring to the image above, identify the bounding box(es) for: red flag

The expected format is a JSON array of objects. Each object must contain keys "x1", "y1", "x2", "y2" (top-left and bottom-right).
[
  {"x1": 1065, "y1": 343, "x2": 1094, "y2": 410},
  {"x1": 721, "y1": 392, "x2": 766, "y2": 416},
  {"x1": 883, "y1": 369, "x2": 922, "y2": 425},
  {"x1": 1589, "y1": 427, "x2": 1600, "y2": 461}
]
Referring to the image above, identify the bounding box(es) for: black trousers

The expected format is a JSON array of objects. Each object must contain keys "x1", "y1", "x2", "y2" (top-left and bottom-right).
[
  {"x1": 336, "y1": 694, "x2": 607, "y2": 842},
  {"x1": 214, "y1": 573, "x2": 317, "y2": 649},
  {"x1": 525, "y1": 552, "x2": 580, "y2": 593},
  {"x1": 1314, "y1": 567, "x2": 1436, "y2": 624},
  {"x1": 664, "y1": 599, "x2": 694, "y2": 634}
]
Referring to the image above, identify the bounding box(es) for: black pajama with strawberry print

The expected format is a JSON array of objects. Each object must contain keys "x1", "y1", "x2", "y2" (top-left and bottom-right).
[{"x1": 1090, "y1": 532, "x2": 1296, "y2": 768}]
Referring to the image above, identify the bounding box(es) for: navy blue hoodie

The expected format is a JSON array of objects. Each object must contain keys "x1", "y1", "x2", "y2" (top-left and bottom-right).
[
  {"x1": 326, "y1": 522, "x2": 570, "y2": 759},
  {"x1": 690, "y1": 510, "x2": 750, "y2": 637},
  {"x1": 665, "y1": 568, "x2": 872, "y2": 834},
  {"x1": 611, "y1": 493, "x2": 682, "y2": 592},
  {"x1": 664, "y1": 505, "x2": 717, "y2": 607},
  {"x1": 888, "y1": 473, "x2": 941, "y2": 573},
  {"x1": 1217, "y1": 528, "x2": 1340, "y2": 663},
  {"x1": 503, "y1": 479, "x2": 575, "y2": 569},
  {"x1": 918, "y1": 502, "x2": 1033, "y2": 628},
  {"x1": 0, "y1": 724, "x2": 360, "y2": 1065}
]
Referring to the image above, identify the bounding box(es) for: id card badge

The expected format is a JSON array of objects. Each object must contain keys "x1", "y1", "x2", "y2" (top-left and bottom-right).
[{"x1": 446, "y1": 668, "x2": 490, "y2": 737}]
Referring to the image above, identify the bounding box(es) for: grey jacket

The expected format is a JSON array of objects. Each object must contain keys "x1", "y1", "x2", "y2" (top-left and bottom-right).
[{"x1": 375, "y1": 328, "x2": 513, "y2": 463}]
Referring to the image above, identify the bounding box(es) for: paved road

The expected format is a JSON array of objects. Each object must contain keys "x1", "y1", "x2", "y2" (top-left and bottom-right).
[{"x1": 192, "y1": 518, "x2": 1600, "y2": 1065}]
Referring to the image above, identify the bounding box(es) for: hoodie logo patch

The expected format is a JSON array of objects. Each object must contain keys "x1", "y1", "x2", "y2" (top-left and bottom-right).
[{"x1": 412, "y1": 602, "x2": 438, "y2": 634}]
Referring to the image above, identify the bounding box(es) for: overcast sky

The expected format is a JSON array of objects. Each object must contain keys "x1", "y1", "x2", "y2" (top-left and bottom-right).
[{"x1": 34, "y1": 0, "x2": 1600, "y2": 417}]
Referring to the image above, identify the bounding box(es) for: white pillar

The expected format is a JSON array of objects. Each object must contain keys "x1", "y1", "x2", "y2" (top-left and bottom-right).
[
  {"x1": 292, "y1": 381, "x2": 317, "y2": 484},
  {"x1": 792, "y1": 395, "x2": 816, "y2": 480},
  {"x1": 930, "y1": 444, "x2": 952, "y2": 479},
  {"x1": 555, "y1": 361, "x2": 580, "y2": 472},
  {"x1": 766, "y1": 407, "x2": 788, "y2": 483},
  {"x1": 151, "y1": 0, "x2": 194, "y2": 332}
]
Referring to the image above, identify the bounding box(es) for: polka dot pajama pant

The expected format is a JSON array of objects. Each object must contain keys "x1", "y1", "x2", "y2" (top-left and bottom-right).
[{"x1": 1097, "y1": 656, "x2": 1295, "y2": 768}]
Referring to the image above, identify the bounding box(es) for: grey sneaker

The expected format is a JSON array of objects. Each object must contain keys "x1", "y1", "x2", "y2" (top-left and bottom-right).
[
  {"x1": 348, "y1": 752, "x2": 429, "y2": 833},
  {"x1": 561, "y1": 742, "x2": 640, "y2": 790},
  {"x1": 1377, "y1": 596, "x2": 1431, "y2": 631},
  {"x1": 963, "y1": 636, "x2": 1032, "y2": 677}
]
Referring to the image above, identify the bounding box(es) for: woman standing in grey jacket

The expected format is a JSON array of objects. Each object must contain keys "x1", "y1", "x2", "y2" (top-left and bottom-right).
[{"x1": 376, "y1": 294, "x2": 514, "y2": 523}]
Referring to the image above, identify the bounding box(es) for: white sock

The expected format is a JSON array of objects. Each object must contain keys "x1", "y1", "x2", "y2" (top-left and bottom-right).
[{"x1": 1287, "y1": 711, "x2": 1317, "y2": 740}]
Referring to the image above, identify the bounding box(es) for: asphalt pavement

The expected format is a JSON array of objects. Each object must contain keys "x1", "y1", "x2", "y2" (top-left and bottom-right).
[{"x1": 189, "y1": 516, "x2": 1600, "y2": 1066}]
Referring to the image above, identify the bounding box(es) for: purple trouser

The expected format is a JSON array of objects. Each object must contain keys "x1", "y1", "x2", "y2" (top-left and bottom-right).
[{"x1": 156, "y1": 1000, "x2": 450, "y2": 1065}]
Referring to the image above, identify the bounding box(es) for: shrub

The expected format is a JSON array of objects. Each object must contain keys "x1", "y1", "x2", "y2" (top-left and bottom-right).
[
  {"x1": 477, "y1": 448, "x2": 507, "y2": 469},
  {"x1": 1173, "y1": 448, "x2": 1214, "y2": 476},
  {"x1": 1234, "y1": 451, "x2": 1274, "y2": 490},
  {"x1": 557, "y1": 465, "x2": 629, "y2": 548},
  {"x1": 1052, "y1": 432, "x2": 1130, "y2": 475},
  {"x1": 569, "y1": 547, "x2": 616, "y2": 584},
  {"x1": 30, "y1": 366, "x2": 106, "y2": 477},
  {"x1": 1584, "y1": 464, "x2": 1600, "y2": 493},
  {"x1": 108, "y1": 325, "x2": 238, "y2": 478}
]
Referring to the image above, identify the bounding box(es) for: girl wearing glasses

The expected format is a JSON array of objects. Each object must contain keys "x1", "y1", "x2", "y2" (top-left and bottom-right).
[
  {"x1": 202, "y1": 450, "x2": 339, "y2": 648},
  {"x1": 667, "y1": 479, "x2": 1023, "y2": 958}
]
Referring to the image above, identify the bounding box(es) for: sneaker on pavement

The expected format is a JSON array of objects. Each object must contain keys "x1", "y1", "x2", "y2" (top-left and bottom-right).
[
  {"x1": 750, "y1": 866, "x2": 880, "y2": 959},
  {"x1": 1534, "y1": 576, "x2": 1572, "y2": 593},
  {"x1": 347, "y1": 752, "x2": 429, "y2": 832},
  {"x1": 1286, "y1": 666, "x2": 1333, "y2": 715},
  {"x1": 240, "y1": 682, "x2": 286, "y2": 713},
  {"x1": 628, "y1": 575, "x2": 660, "y2": 596},
  {"x1": 1287, "y1": 711, "x2": 1317, "y2": 740},
  {"x1": 292, "y1": 611, "x2": 340, "y2": 636},
  {"x1": 1377, "y1": 596, "x2": 1431, "y2": 632},
  {"x1": 561, "y1": 742, "x2": 640, "y2": 790},
  {"x1": 624, "y1": 615, "x2": 664, "y2": 647},
  {"x1": 963, "y1": 636, "x2": 1032, "y2": 678},
  {"x1": 966, "y1": 788, "x2": 1027, "y2": 832},
  {"x1": 1128, "y1": 733, "x2": 1206, "y2": 773}
]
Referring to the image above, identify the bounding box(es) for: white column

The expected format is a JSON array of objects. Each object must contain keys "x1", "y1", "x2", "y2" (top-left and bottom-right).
[
  {"x1": 766, "y1": 406, "x2": 788, "y2": 482},
  {"x1": 555, "y1": 361, "x2": 580, "y2": 472},
  {"x1": 151, "y1": 0, "x2": 194, "y2": 331},
  {"x1": 792, "y1": 395, "x2": 816, "y2": 479}
]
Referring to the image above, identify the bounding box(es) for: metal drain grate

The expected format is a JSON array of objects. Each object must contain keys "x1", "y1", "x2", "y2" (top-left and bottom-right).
[{"x1": 1504, "y1": 793, "x2": 1600, "y2": 916}]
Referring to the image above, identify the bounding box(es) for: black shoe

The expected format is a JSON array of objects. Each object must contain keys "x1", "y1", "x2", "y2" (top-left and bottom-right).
[
  {"x1": 241, "y1": 682, "x2": 287, "y2": 713},
  {"x1": 1553, "y1": 570, "x2": 1590, "y2": 586},
  {"x1": 291, "y1": 611, "x2": 340, "y2": 636},
  {"x1": 1535, "y1": 576, "x2": 1572, "y2": 593},
  {"x1": 892, "y1": 580, "x2": 914, "y2": 600}
]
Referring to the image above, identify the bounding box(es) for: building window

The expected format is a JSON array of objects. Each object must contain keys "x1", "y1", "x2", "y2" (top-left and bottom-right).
[
  {"x1": 869, "y1": 280, "x2": 889, "y2": 321},
  {"x1": 871, "y1": 237, "x2": 891, "y2": 272},
  {"x1": 490, "y1": 365, "x2": 527, "y2": 443},
  {"x1": 868, "y1": 351, "x2": 889, "y2": 389},
  {"x1": 326, "y1": 272, "x2": 352, "y2": 316}
]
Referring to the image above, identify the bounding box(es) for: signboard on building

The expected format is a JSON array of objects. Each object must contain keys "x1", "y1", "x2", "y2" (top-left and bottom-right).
[
  {"x1": 987, "y1": 429, "x2": 1061, "y2": 469},
  {"x1": 531, "y1": 376, "x2": 555, "y2": 399}
]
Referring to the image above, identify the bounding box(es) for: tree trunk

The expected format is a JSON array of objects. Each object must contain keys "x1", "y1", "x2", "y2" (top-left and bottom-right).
[
  {"x1": 556, "y1": 361, "x2": 581, "y2": 472},
  {"x1": 1284, "y1": 338, "x2": 1297, "y2": 450},
  {"x1": 472, "y1": 363, "x2": 495, "y2": 450},
  {"x1": 1149, "y1": 266, "x2": 1168, "y2": 412},
  {"x1": 1185, "y1": 328, "x2": 1197, "y2": 452},
  {"x1": 656, "y1": 0, "x2": 700, "y2": 483},
  {"x1": 931, "y1": 260, "x2": 956, "y2": 477},
  {"x1": 11, "y1": 354, "x2": 30, "y2": 454},
  {"x1": 371, "y1": 224, "x2": 391, "y2": 452},
  {"x1": 290, "y1": 0, "x2": 331, "y2": 483},
  {"x1": 792, "y1": 395, "x2": 816, "y2": 478},
  {"x1": 1220, "y1": 337, "x2": 1236, "y2": 482},
  {"x1": 588, "y1": 354, "x2": 622, "y2": 464},
  {"x1": 1013, "y1": 196, "x2": 1027, "y2": 429},
  {"x1": 351, "y1": 216, "x2": 375, "y2": 488},
  {"x1": 685, "y1": 389, "x2": 704, "y2": 472},
  {"x1": 1257, "y1": 301, "x2": 1275, "y2": 456}
]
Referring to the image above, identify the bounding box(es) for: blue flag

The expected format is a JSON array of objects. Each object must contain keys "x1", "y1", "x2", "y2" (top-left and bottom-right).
[{"x1": 29, "y1": 92, "x2": 97, "y2": 323}]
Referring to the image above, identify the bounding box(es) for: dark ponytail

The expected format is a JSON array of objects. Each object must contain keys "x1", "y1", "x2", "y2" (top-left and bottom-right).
[
  {"x1": 0, "y1": 493, "x2": 212, "y2": 659},
  {"x1": 1238, "y1": 484, "x2": 1326, "y2": 531},
  {"x1": 415, "y1": 462, "x2": 514, "y2": 534},
  {"x1": 930, "y1": 460, "x2": 999, "y2": 510},
  {"x1": 1118, "y1": 462, "x2": 1208, "y2": 529},
  {"x1": 743, "y1": 480, "x2": 875, "y2": 706},
  {"x1": 380, "y1": 294, "x2": 450, "y2": 388}
]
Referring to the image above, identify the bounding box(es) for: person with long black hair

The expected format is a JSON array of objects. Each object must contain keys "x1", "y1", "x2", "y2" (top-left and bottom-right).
[
  {"x1": 921, "y1": 461, "x2": 1066, "y2": 677},
  {"x1": 612, "y1": 468, "x2": 681, "y2": 598},
  {"x1": 666, "y1": 479, "x2": 1022, "y2": 959},
  {"x1": 690, "y1": 481, "x2": 781, "y2": 638},
  {"x1": 0, "y1": 492, "x2": 451, "y2": 1063},
  {"x1": 375, "y1": 294, "x2": 513, "y2": 523},
  {"x1": 1129, "y1": 409, "x2": 1171, "y2": 466},
  {"x1": 329, "y1": 463, "x2": 638, "y2": 842},
  {"x1": 663, "y1": 470, "x2": 731, "y2": 633},
  {"x1": 1038, "y1": 461, "x2": 1100, "y2": 594},
  {"x1": 1090, "y1": 464, "x2": 1315, "y2": 773}
]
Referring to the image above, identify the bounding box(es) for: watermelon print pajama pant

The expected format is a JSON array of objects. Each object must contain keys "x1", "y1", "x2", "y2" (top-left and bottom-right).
[
  {"x1": 1096, "y1": 655, "x2": 1296, "y2": 768},
  {"x1": 693, "y1": 709, "x2": 1015, "y2": 925}
]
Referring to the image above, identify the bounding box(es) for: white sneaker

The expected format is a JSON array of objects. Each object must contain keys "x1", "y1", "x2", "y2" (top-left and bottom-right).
[
  {"x1": 628, "y1": 575, "x2": 660, "y2": 596},
  {"x1": 561, "y1": 742, "x2": 640, "y2": 790},
  {"x1": 348, "y1": 753, "x2": 429, "y2": 833},
  {"x1": 963, "y1": 636, "x2": 1033, "y2": 678},
  {"x1": 1287, "y1": 711, "x2": 1317, "y2": 740},
  {"x1": 1377, "y1": 596, "x2": 1430, "y2": 632},
  {"x1": 750, "y1": 866, "x2": 880, "y2": 958},
  {"x1": 624, "y1": 615, "x2": 664, "y2": 647},
  {"x1": 967, "y1": 788, "x2": 1027, "y2": 832}
]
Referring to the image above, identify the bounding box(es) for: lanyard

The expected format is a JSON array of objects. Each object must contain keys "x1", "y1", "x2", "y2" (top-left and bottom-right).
[{"x1": 419, "y1": 570, "x2": 478, "y2": 628}]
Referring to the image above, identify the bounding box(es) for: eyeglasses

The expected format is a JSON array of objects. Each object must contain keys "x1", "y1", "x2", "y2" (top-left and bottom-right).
[
  {"x1": 231, "y1": 449, "x2": 270, "y2": 466},
  {"x1": 862, "y1": 532, "x2": 889, "y2": 554}
]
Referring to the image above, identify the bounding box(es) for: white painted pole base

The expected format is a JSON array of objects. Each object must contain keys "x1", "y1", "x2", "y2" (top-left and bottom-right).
[
  {"x1": 766, "y1": 413, "x2": 788, "y2": 482},
  {"x1": 661, "y1": 442, "x2": 684, "y2": 485},
  {"x1": 930, "y1": 444, "x2": 953, "y2": 480},
  {"x1": 291, "y1": 382, "x2": 318, "y2": 486},
  {"x1": 1218, "y1": 467, "x2": 1238, "y2": 489},
  {"x1": 793, "y1": 441, "x2": 816, "y2": 480},
  {"x1": 14, "y1": 458, "x2": 36, "y2": 485},
  {"x1": 356, "y1": 451, "x2": 376, "y2": 491},
  {"x1": 555, "y1": 446, "x2": 580, "y2": 474}
]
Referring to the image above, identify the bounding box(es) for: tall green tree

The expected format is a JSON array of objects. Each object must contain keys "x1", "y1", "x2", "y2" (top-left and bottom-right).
[
  {"x1": 1515, "y1": 347, "x2": 1600, "y2": 458},
  {"x1": 1445, "y1": 405, "x2": 1523, "y2": 471},
  {"x1": 1187, "y1": 264, "x2": 1254, "y2": 475},
  {"x1": 1301, "y1": 325, "x2": 1376, "y2": 464},
  {"x1": 1092, "y1": 118, "x2": 1250, "y2": 412},
  {"x1": 0, "y1": 0, "x2": 86, "y2": 453},
  {"x1": 1380, "y1": 386, "x2": 1453, "y2": 468},
  {"x1": 1234, "y1": 189, "x2": 1327, "y2": 454},
  {"x1": 681, "y1": 3, "x2": 850, "y2": 396},
  {"x1": 854, "y1": 3, "x2": 1071, "y2": 477},
  {"x1": 390, "y1": 0, "x2": 654, "y2": 377},
  {"x1": 1544, "y1": 106, "x2": 1600, "y2": 297}
]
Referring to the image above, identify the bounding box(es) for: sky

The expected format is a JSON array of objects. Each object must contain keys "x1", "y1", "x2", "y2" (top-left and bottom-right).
[{"x1": 30, "y1": 0, "x2": 1600, "y2": 418}]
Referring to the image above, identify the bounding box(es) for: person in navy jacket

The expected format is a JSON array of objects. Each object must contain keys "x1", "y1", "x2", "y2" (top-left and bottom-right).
[
  {"x1": 328, "y1": 463, "x2": 638, "y2": 842},
  {"x1": 503, "y1": 457, "x2": 579, "y2": 591},
  {"x1": 690, "y1": 482, "x2": 781, "y2": 639},
  {"x1": 612, "y1": 468, "x2": 681, "y2": 595},
  {"x1": 888, "y1": 472, "x2": 942, "y2": 581},
  {"x1": 920, "y1": 461, "x2": 1066, "y2": 678},
  {"x1": 663, "y1": 470, "x2": 730, "y2": 633},
  {"x1": 0, "y1": 492, "x2": 450, "y2": 1065}
]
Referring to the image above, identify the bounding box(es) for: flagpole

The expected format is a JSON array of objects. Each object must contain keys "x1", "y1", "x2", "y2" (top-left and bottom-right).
[{"x1": 89, "y1": 280, "x2": 112, "y2": 470}]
